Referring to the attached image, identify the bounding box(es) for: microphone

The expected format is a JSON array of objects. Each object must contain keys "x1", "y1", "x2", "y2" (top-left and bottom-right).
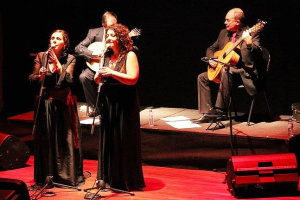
[
  {"x1": 103, "y1": 43, "x2": 111, "y2": 53},
  {"x1": 100, "y1": 43, "x2": 111, "y2": 57},
  {"x1": 46, "y1": 44, "x2": 56, "y2": 54}
]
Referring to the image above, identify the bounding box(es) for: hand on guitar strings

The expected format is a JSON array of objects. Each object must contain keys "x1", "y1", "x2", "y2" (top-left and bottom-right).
[
  {"x1": 242, "y1": 30, "x2": 253, "y2": 46},
  {"x1": 209, "y1": 59, "x2": 218, "y2": 68}
]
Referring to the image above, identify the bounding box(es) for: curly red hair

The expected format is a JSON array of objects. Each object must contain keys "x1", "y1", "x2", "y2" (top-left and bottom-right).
[{"x1": 106, "y1": 24, "x2": 133, "y2": 60}]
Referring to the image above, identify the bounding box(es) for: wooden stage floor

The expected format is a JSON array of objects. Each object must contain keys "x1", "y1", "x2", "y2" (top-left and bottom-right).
[
  {"x1": 2, "y1": 104, "x2": 300, "y2": 199},
  {"x1": 1, "y1": 156, "x2": 300, "y2": 200}
]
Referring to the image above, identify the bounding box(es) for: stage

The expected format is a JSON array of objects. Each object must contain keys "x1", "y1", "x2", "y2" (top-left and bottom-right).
[
  {"x1": 2, "y1": 104, "x2": 300, "y2": 199},
  {"x1": 4, "y1": 103, "x2": 300, "y2": 170},
  {"x1": 139, "y1": 107, "x2": 298, "y2": 170}
]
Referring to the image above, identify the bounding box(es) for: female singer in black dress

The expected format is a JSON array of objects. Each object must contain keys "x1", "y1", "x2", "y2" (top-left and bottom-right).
[
  {"x1": 94, "y1": 23, "x2": 145, "y2": 191},
  {"x1": 29, "y1": 29, "x2": 84, "y2": 187}
]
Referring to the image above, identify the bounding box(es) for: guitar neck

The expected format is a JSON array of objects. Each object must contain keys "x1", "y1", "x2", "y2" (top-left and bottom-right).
[
  {"x1": 224, "y1": 37, "x2": 243, "y2": 56},
  {"x1": 224, "y1": 20, "x2": 266, "y2": 56}
]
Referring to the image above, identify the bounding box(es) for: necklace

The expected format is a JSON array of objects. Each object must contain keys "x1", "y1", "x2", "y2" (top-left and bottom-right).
[{"x1": 109, "y1": 60, "x2": 117, "y2": 69}]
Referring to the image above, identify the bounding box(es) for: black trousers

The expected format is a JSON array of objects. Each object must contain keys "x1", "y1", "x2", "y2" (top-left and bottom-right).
[
  {"x1": 79, "y1": 68, "x2": 98, "y2": 107},
  {"x1": 197, "y1": 68, "x2": 233, "y2": 114}
]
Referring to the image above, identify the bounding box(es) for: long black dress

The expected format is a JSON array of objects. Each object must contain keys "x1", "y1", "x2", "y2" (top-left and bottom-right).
[
  {"x1": 97, "y1": 54, "x2": 146, "y2": 191},
  {"x1": 29, "y1": 52, "x2": 84, "y2": 187}
]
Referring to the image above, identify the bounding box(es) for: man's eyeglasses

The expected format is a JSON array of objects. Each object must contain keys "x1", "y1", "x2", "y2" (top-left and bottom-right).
[{"x1": 225, "y1": 19, "x2": 237, "y2": 24}]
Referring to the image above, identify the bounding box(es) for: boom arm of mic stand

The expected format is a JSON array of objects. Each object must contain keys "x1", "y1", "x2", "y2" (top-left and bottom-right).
[
  {"x1": 201, "y1": 57, "x2": 218, "y2": 62},
  {"x1": 201, "y1": 57, "x2": 233, "y2": 71}
]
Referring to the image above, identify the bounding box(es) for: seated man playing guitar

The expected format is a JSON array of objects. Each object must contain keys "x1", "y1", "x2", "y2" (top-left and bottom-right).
[
  {"x1": 75, "y1": 11, "x2": 118, "y2": 117},
  {"x1": 195, "y1": 8, "x2": 266, "y2": 123}
]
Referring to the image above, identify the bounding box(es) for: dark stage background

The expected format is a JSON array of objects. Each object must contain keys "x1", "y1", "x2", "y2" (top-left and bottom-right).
[{"x1": 0, "y1": 0, "x2": 299, "y2": 117}]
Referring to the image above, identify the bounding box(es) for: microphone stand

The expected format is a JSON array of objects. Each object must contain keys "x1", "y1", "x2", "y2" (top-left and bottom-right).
[
  {"x1": 90, "y1": 44, "x2": 111, "y2": 134},
  {"x1": 84, "y1": 180, "x2": 135, "y2": 199},
  {"x1": 33, "y1": 176, "x2": 81, "y2": 200},
  {"x1": 90, "y1": 48, "x2": 106, "y2": 135},
  {"x1": 31, "y1": 51, "x2": 50, "y2": 135},
  {"x1": 201, "y1": 57, "x2": 235, "y2": 156},
  {"x1": 225, "y1": 63, "x2": 235, "y2": 156}
]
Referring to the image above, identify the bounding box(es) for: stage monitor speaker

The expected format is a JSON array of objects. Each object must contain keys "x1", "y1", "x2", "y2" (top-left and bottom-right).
[
  {"x1": 225, "y1": 153, "x2": 299, "y2": 197},
  {"x1": 0, "y1": 178, "x2": 30, "y2": 200},
  {"x1": 0, "y1": 133, "x2": 30, "y2": 170}
]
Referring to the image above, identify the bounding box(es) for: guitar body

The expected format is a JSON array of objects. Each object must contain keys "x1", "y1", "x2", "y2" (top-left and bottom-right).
[
  {"x1": 85, "y1": 28, "x2": 142, "y2": 72},
  {"x1": 86, "y1": 42, "x2": 104, "y2": 72},
  {"x1": 207, "y1": 42, "x2": 240, "y2": 83}
]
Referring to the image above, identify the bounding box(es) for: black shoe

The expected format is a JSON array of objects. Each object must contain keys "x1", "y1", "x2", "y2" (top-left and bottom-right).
[
  {"x1": 87, "y1": 107, "x2": 100, "y2": 117},
  {"x1": 219, "y1": 115, "x2": 229, "y2": 121},
  {"x1": 88, "y1": 110, "x2": 96, "y2": 117},
  {"x1": 191, "y1": 115, "x2": 212, "y2": 123},
  {"x1": 88, "y1": 111, "x2": 100, "y2": 117},
  {"x1": 208, "y1": 107, "x2": 227, "y2": 116}
]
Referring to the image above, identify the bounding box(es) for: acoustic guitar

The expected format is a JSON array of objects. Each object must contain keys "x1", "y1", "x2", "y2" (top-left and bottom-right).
[
  {"x1": 207, "y1": 20, "x2": 267, "y2": 83},
  {"x1": 86, "y1": 28, "x2": 141, "y2": 71}
]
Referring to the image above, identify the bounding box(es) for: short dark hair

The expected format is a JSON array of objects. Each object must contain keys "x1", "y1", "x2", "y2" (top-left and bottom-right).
[
  {"x1": 102, "y1": 11, "x2": 118, "y2": 26},
  {"x1": 50, "y1": 29, "x2": 70, "y2": 49},
  {"x1": 50, "y1": 29, "x2": 70, "y2": 53}
]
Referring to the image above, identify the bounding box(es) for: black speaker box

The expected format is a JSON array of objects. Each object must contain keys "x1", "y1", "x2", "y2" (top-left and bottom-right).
[
  {"x1": 0, "y1": 133, "x2": 30, "y2": 170},
  {"x1": 0, "y1": 178, "x2": 30, "y2": 200},
  {"x1": 225, "y1": 153, "x2": 299, "y2": 197}
]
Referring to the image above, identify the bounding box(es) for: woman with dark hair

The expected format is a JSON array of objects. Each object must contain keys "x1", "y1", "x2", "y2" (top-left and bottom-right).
[
  {"x1": 94, "y1": 23, "x2": 145, "y2": 191},
  {"x1": 29, "y1": 29, "x2": 84, "y2": 187}
]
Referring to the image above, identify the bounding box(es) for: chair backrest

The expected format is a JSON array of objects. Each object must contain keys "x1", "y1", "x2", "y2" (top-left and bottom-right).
[
  {"x1": 260, "y1": 46, "x2": 270, "y2": 72},
  {"x1": 255, "y1": 46, "x2": 270, "y2": 92}
]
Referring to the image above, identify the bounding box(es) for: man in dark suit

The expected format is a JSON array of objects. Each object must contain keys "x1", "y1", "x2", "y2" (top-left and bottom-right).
[
  {"x1": 75, "y1": 11, "x2": 117, "y2": 117},
  {"x1": 196, "y1": 8, "x2": 264, "y2": 122}
]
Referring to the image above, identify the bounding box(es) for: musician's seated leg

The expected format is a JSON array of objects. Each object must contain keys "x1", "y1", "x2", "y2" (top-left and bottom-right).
[
  {"x1": 214, "y1": 68, "x2": 232, "y2": 113},
  {"x1": 197, "y1": 72, "x2": 212, "y2": 114},
  {"x1": 79, "y1": 68, "x2": 98, "y2": 109}
]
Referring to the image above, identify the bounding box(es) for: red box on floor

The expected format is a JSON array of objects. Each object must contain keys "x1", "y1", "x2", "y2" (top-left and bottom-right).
[{"x1": 225, "y1": 153, "x2": 299, "y2": 196}]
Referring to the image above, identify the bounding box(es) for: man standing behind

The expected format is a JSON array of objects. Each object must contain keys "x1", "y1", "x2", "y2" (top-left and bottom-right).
[{"x1": 75, "y1": 11, "x2": 117, "y2": 117}]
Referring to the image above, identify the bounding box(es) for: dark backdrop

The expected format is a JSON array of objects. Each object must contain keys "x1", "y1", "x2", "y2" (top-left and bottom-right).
[{"x1": 1, "y1": 0, "x2": 299, "y2": 117}]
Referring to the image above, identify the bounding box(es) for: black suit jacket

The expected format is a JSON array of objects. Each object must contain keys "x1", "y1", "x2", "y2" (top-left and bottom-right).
[{"x1": 75, "y1": 27, "x2": 105, "y2": 56}]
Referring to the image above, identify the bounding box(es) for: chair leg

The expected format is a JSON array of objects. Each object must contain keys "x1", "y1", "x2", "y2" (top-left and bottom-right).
[
  {"x1": 263, "y1": 91, "x2": 272, "y2": 119},
  {"x1": 247, "y1": 97, "x2": 255, "y2": 126}
]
